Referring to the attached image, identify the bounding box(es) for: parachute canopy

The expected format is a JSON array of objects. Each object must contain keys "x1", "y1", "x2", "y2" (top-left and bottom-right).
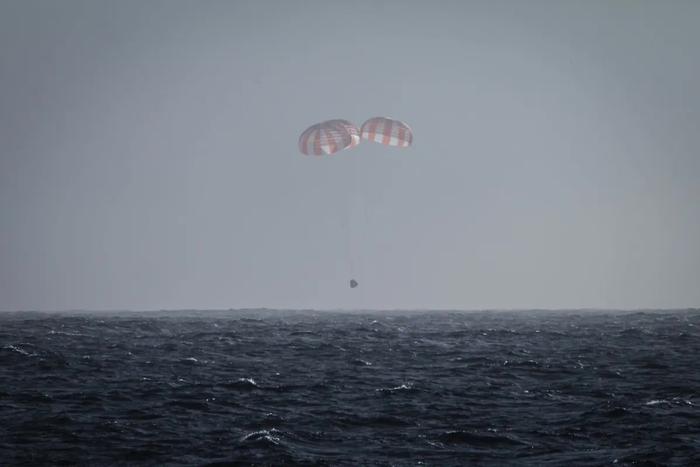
[
  {"x1": 360, "y1": 117, "x2": 413, "y2": 148},
  {"x1": 298, "y1": 119, "x2": 360, "y2": 156}
]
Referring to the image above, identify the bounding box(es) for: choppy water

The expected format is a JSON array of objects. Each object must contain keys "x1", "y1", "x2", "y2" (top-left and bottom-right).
[{"x1": 1, "y1": 310, "x2": 699, "y2": 466}]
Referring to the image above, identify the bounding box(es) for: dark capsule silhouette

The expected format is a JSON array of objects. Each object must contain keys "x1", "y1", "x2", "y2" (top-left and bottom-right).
[{"x1": 350, "y1": 279, "x2": 358, "y2": 288}]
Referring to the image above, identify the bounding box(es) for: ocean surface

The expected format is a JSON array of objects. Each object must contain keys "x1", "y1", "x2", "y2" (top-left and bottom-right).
[{"x1": 1, "y1": 309, "x2": 699, "y2": 466}]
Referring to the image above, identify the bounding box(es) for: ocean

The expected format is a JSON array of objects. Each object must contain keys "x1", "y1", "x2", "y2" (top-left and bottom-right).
[{"x1": 1, "y1": 310, "x2": 699, "y2": 466}]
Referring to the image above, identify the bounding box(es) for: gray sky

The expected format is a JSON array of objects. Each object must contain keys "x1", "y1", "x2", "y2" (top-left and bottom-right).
[{"x1": 1, "y1": 0, "x2": 699, "y2": 311}]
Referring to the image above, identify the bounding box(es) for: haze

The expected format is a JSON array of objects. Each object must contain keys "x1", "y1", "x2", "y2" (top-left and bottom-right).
[{"x1": 1, "y1": 0, "x2": 699, "y2": 311}]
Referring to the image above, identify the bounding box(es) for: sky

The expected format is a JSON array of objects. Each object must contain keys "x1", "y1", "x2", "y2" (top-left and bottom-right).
[{"x1": 1, "y1": 0, "x2": 699, "y2": 311}]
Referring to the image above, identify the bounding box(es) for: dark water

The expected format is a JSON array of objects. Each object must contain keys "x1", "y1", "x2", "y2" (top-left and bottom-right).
[{"x1": 1, "y1": 310, "x2": 699, "y2": 466}]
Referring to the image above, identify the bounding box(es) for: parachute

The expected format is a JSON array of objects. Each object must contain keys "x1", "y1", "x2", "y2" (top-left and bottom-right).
[
  {"x1": 360, "y1": 117, "x2": 413, "y2": 148},
  {"x1": 298, "y1": 119, "x2": 360, "y2": 156},
  {"x1": 340, "y1": 120, "x2": 361, "y2": 147},
  {"x1": 298, "y1": 117, "x2": 413, "y2": 290}
]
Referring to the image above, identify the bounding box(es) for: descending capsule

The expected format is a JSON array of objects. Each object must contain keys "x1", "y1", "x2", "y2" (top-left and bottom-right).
[
  {"x1": 360, "y1": 117, "x2": 413, "y2": 148},
  {"x1": 298, "y1": 119, "x2": 360, "y2": 156}
]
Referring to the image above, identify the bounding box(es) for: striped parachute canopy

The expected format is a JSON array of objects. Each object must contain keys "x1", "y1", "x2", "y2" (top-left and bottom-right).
[
  {"x1": 298, "y1": 119, "x2": 360, "y2": 156},
  {"x1": 360, "y1": 117, "x2": 413, "y2": 148},
  {"x1": 341, "y1": 120, "x2": 361, "y2": 148}
]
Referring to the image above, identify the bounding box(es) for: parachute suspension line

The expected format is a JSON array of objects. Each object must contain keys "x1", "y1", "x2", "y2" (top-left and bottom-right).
[
  {"x1": 346, "y1": 152, "x2": 365, "y2": 292},
  {"x1": 349, "y1": 154, "x2": 360, "y2": 282},
  {"x1": 353, "y1": 156, "x2": 367, "y2": 302},
  {"x1": 345, "y1": 169, "x2": 355, "y2": 280},
  {"x1": 356, "y1": 169, "x2": 368, "y2": 290}
]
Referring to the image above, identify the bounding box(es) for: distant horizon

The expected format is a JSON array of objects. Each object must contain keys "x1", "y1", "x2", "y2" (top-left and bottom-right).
[{"x1": 2, "y1": 307, "x2": 699, "y2": 315}]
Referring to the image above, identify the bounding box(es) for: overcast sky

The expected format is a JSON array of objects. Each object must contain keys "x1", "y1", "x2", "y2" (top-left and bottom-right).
[{"x1": 1, "y1": 0, "x2": 699, "y2": 311}]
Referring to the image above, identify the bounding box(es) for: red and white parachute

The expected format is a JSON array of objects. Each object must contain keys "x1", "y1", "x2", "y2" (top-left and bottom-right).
[
  {"x1": 297, "y1": 116, "x2": 413, "y2": 289},
  {"x1": 298, "y1": 119, "x2": 360, "y2": 156},
  {"x1": 360, "y1": 117, "x2": 413, "y2": 148}
]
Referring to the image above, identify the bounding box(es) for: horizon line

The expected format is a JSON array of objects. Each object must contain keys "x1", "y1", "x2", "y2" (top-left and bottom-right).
[{"x1": 2, "y1": 307, "x2": 699, "y2": 314}]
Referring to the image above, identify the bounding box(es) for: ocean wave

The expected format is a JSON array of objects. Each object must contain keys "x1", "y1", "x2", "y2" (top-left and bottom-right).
[{"x1": 1, "y1": 310, "x2": 698, "y2": 465}]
